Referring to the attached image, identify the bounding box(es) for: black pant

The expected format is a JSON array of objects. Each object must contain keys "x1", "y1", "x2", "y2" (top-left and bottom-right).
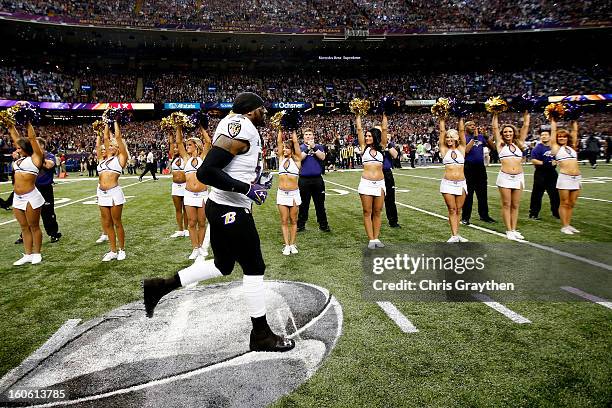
[
  {"x1": 88, "y1": 167, "x2": 95, "y2": 177},
  {"x1": 462, "y1": 162, "x2": 490, "y2": 221},
  {"x1": 587, "y1": 151, "x2": 598, "y2": 166},
  {"x1": 205, "y1": 199, "x2": 265, "y2": 276},
  {"x1": 383, "y1": 169, "x2": 398, "y2": 225},
  {"x1": 409, "y1": 154, "x2": 415, "y2": 168},
  {"x1": 140, "y1": 163, "x2": 157, "y2": 179},
  {"x1": 297, "y1": 176, "x2": 329, "y2": 229},
  {"x1": 529, "y1": 167, "x2": 560, "y2": 218},
  {"x1": 37, "y1": 183, "x2": 60, "y2": 237}
]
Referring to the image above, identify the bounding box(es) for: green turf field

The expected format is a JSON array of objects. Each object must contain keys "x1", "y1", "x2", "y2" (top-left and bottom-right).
[{"x1": 1, "y1": 163, "x2": 611, "y2": 407}]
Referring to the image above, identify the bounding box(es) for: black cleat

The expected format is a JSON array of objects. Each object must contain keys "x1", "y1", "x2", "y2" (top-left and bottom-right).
[
  {"x1": 143, "y1": 278, "x2": 173, "y2": 318},
  {"x1": 15, "y1": 237, "x2": 23, "y2": 244},
  {"x1": 528, "y1": 215, "x2": 541, "y2": 221},
  {"x1": 480, "y1": 217, "x2": 496, "y2": 223},
  {"x1": 249, "y1": 331, "x2": 296, "y2": 352},
  {"x1": 50, "y1": 233, "x2": 62, "y2": 243},
  {"x1": 297, "y1": 226, "x2": 305, "y2": 232},
  {"x1": 389, "y1": 223, "x2": 402, "y2": 228},
  {"x1": 319, "y1": 225, "x2": 331, "y2": 232},
  {"x1": 460, "y1": 219, "x2": 470, "y2": 226}
]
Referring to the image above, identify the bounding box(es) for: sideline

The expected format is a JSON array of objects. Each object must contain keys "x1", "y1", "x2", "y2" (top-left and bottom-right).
[
  {"x1": 0, "y1": 179, "x2": 152, "y2": 227},
  {"x1": 324, "y1": 178, "x2": 612, "y2": 272},
  {"x1": 394, "y1": 171, "x2": 612, "y2": 204}
]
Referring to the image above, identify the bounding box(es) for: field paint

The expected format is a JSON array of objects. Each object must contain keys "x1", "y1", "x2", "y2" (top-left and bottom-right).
[
  {"x1": 161, "y1": 297, "x2": 195, "y2": 344},
  {"x1": 561, "y1": 286, "x2": 612, "y2": 310},
  {"x1": 395, "y1": 171, "x2": 612, "y2": 204},
  {"x1": 471, "y1": 294, "x2": 531, "y2": 323},
  {"x1": 376, "y1": 302, "x2": 419, "y2": 333},
  {"x1": 23, "y1": 293, "x2": 341, "y2": 408},
  {"x1": 325, "y1": 179, "x2": 612, "y2": 272},
  {"x1": 0, "y1": 179, "x2": 150, "y2": 227},
  {"x1": 325, "y1": 188, "x2": 350, "y2": 196}
]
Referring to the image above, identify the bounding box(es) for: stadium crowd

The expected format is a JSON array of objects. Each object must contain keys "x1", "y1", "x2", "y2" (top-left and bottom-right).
[
  {"x1": 1, "y1": 112, "x2": 609, "y2": 177},
  {"x1": 1, "y1": 66, "x2": 610, "y2": 104},
  {"x1": 1, "y1": 0, "x2": 609, "y2": 31}
]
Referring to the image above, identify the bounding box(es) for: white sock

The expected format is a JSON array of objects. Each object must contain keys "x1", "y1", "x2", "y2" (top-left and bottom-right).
[
  {"x1": 178, "y1": 259, "x2": 223, "y2": 287},
  {"x1": 202, "y1": 224, "x2": 211, "y2": 252},
  {"x1": 243, "y1": 275, "x2": 266, "y2": 318}
]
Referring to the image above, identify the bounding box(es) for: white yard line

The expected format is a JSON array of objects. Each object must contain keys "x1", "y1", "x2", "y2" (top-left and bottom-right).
[
  {"x1": 0, "y1": 179, "x2": 150, "y2": 227},
  {"x1": 376, "y1": 301, "x2": 419, "y2": 333},
  {"x1": 394, "y1": 171, "x2": 612, "y2": 204},
  {"x1": 561, "y1": 286, "x2": 612, "y2": 310},
  {"x1": 471, "y1": 294, "x2": 532, "y2": 324},
  {"x1": 325, "y1": 178, "x2": 612, "y2": 272}
]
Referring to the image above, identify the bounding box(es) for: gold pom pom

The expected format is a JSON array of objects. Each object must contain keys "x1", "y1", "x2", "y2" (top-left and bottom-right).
[
  {"x1": 270, "y1": 110, "x2": 285, "y2": 130},
  {"x1": 160, "y1": 112, "x2": 194, "y2": 130},
  {"x1": 350, "y1": 98, "x2": 370, "y2": 116},
  {"x1": 544, "y1": 103, "x2": 566, "y2": 120},
  {"x1": 431, "y1": 97, "x2": 450, "y2": 118},
  {"x1": 0, "y1": 106, "x2": 18, "y2": 128},
  {"x1": 92, "y1": 120, "x2": 105, "y2": 134},
  {"x1": 170, "y1": 112, "x2": 195, "y2": 129},
  {"x1": 485, "y1": 96, "x2": 508, "y2": 114},
  {"x1": 160, "y1": 116, "x2": 173, "y2": 130}
]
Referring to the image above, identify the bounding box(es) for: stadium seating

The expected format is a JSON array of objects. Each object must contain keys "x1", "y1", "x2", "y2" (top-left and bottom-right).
[
  {"x1": 1, "y1": 1, "x2": 610, "y2": 31},
  {"x1": 1, "y1": 66, "x2": 609, "y2": 104}
]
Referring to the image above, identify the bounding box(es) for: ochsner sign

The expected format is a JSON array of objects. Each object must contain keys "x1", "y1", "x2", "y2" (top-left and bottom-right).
[{"x1": 271, "y1": 102, "x2": 311, "y2": 109}]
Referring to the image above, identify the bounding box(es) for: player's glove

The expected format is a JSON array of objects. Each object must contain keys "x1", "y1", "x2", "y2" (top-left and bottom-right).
[
  {"x1": 246, "y1": 184, "x2": 268, "y2": 205},
  {"x1": 257, "y1": 172, "x2": 274, "y2": 189},
  {"x1": 246, "y1": 172, "x2": 273, "y2": 205}
]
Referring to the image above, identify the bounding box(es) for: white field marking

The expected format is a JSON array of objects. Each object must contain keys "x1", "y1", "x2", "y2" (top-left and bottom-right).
[
  {"x1": 395, "y1": 171, "x2": 612, "y2": 204},
  {"x1": 561, "y1": 286, "x2": 612, "y2": 310},
  {"x1": 376, "y1": 301, "x2": 419, "y2": 333},
  {"x1": 325, "y1": 188, "x2": 350, "y2": 196},
  {"x1": 0, "y1": 179, "x2": 150, "y2": 227},
  {"x1": 472, "y1": 294, "x2": 532, "y2": 324},
  {"x1": 325, "y1": 178, "x2": 612, "y2": 272}
]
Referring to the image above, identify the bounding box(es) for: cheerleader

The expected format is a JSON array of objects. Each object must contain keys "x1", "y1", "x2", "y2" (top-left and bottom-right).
[
  {"x1": 96, "y1": 122, "x2": 128, "y2": 261},
  {"x1": 438, "y1": 117, "x2": 468, "y2": 242},
  {"x1": 355, "y1": 113, "x2": 388, "y2": 249},
  {"x1": 9, "y1": 122, "x2": 44, "y2": 265},
  {"x1": 549, "y1": 117, "x2": 581, "y2": 234},
  {"x1": 169, "y1": 139, "x2": 188, "y2": 238},
  {"x1": 176, "y1": 124, "x2": 211, "y2": 260},
  {"x1": 492, "y1": 111, "x2": 530, "y2": 240},
  {"x1": 276, "y1": 129, "x2": 302, "y2": 255},
  {"x1": 96, "y1": 144, "x2": 109, "y2": 244}
]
